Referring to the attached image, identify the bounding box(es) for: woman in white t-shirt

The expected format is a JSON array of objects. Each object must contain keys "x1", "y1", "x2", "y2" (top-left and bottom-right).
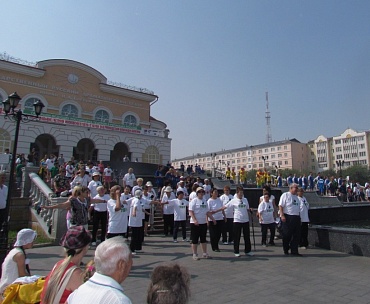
[
  {"x1": 189, "y1": 187, "x2": 215, "y2": 260},
  {"x1": 258, "y1": 193, "x2": 277, "y2": 247},
  {"x1": 207, "y1": 189, "x2": 226, "y2": 252},
  {"x1": 106, "y1": 185, "x2": 129, "y2": 238},
  {"x1": 163, "y1": 190, "x2": 189, "y2": 242}
]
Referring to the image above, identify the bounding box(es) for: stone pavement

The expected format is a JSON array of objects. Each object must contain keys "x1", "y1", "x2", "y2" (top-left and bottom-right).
[{"x1": 27, "y1": 231, "x2": 370, "y2": 304}]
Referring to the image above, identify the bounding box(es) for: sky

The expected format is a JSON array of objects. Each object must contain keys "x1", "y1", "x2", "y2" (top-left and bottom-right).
[{"x1": 2, "y1": 0, "x2": 370, "y2": 160}]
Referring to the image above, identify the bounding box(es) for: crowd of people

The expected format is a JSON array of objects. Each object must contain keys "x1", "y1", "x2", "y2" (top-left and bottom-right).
[
  {"x1": 0, "y1": 227, "x2": 191, "y2": 304},
  {"x1": 1, "y1": 154, "x2": 337, "y2": 303}
]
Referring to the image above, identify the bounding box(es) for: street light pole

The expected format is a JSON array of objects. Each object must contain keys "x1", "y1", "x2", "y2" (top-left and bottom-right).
[{"x1": 0, "y1": 92, "x2": 44, "y2": 267}]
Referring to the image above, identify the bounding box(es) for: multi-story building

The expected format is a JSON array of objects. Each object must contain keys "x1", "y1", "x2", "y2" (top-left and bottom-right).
[
  {"x1": 0, "y1": 56, "x2": 171, "y2": 164},
  {"x1": 308, "y1": 128, "x2": 370, "y2": 172},
  {"x1": 171, "y1": 138, "x2": 308, "y2": 174}
]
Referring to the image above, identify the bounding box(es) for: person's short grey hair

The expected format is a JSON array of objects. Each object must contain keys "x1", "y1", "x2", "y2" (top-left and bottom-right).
[
  {"x1": 289, "y1": 183, "x2": 298, "y2": 189},
  {"x1": 96, "y1": 186, "x2": 105, "y2": 192},
  {"x1": 94, "y1": 237, "x2": 131, "y2": 276}
]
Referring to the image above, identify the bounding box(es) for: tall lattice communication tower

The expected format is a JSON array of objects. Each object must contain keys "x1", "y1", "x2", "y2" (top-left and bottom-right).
[{"x1": 265, "y1": 92, "x2": 272, "y2": 143}]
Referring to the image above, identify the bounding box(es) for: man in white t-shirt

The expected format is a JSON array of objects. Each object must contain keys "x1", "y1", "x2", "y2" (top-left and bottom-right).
[
  {"x1": 278, "y1": 183, "x2": 301, "y2": 256},
  {"x1": 161, "y1": 186, "x2": 175, "y2": 236},
  {"x1": 123, "y1": 168, "x2": 136, "y2": 189},
  {"x1": 91, "y1": 186, "x2": 110, "y2": 246}
]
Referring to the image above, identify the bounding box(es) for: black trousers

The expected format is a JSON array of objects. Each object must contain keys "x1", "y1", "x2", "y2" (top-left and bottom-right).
[
  {"x1": 300, "y1": 222, "x2": 309, "y2": 247},
  {"x1": 260, "y1": 223, "x2": 276, "y2": 244},
  {"x1": 233, "y1": 222, "x2": 251, "y2": 254},
  {"x1": 222, "y1": 218, "x2": 234, "y2": 243},
  {"x1": 282, "y1": 214, "x2": 301, "y2": 254},
  {"x1": 130, "y1": 226, "x2": 143, "y2": 252},
  {"x1": 209, "y1": 220, "x2": 224, "y2": 250},
  {"x1": 173, "y1": 220, "x2": 187, "y2": 240},
  {"x1": 92, "y1": 211, "x2": 107, "y2": 242},
  {"x1": 163, "y1": 214, "x2": 174, "y2": 236}
]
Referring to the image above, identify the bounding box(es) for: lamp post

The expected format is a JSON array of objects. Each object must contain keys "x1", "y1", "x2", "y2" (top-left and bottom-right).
[
  {"x1": 0, "y1": 92, "x2": 44, "y2": 265},
  {"x1": 262, "y1": 156, "x2": 268, "y2": 168},
  {"x1": 336, "y1": 160, "x2": 345, "y2": 176}
]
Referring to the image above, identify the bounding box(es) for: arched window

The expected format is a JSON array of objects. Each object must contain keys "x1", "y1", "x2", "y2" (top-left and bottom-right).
[
  {"x1": 142, "y1": 145, "x2": 160, "y2": 164},
  {"x1": 23, "y1": 98, "x2": 39, "y2": 114},
  {"x1": 95, "y1": 109, "x2": 110, "y2": 123},
  {"x1": 61, "y1": 104, "x2": 79, "y2": 118},
  {"x1": 0, "y1": 129, "x2": 11, "y2": 153},
  {"x1": 123, "y1": 115, "x2": 137, "y2": 127}
]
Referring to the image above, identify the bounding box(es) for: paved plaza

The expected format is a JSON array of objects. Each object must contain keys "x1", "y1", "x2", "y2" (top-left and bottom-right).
[{"x1": 28, "y1": 231, "x2": 370, "y2": 304}]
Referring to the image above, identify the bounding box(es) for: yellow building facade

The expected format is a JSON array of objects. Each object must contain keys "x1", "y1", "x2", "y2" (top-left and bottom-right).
[{"x1": 0, "y1": 58, "x2": 171, "y2": 163}]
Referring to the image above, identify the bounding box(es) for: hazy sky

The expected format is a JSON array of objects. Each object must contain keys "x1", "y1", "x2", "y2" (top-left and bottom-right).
[{"x1": 2, "y1": 1, "x2": 370, "y2": 160}]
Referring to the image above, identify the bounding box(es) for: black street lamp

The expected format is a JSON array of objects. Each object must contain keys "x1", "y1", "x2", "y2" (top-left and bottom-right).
[
  {"x1": 262, "y1": 156, "x2": 268, "y2": 168},
  {"x1": 0, "y1": 92, "x2": 44, "y2": 266},
  {"x1": 336, "y1": 160, "x2": 345, "y2": 177}
]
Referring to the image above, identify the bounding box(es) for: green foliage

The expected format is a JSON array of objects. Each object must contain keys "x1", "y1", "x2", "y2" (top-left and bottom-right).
[{"x1": 341, "y1": 165, "x2": 370, "y2": 185}]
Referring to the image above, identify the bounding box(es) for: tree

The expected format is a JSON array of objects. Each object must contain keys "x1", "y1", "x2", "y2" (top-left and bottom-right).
[{"x1": 342, "y1": 165, "x2": 370, "y2": 185}]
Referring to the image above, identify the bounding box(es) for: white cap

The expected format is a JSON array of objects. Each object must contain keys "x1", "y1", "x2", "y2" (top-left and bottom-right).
[
  {"x1": 14, "y1": 229, "x2": 37, "y2": 247},
  {"x1": 165, "y1": 186, "x2": 173, "y2": 192}
]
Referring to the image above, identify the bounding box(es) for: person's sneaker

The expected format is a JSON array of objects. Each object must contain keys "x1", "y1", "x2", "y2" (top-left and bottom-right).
[
  {"x1": 173, "y1": 240, "x2": 178, "y2": 243},
  {"x1": 202, "y1": 254, "x2": 212, "y2": 259},
  {"x1": 299, "y1": 246, "x2": 307, "y2": 250},
  {"x1": 246, "y1": 251, "x2": 255, "y2": 257},
  {"x1": 192, "y1": 255, "x2": 200, "y2": 261},
  {"x1": 213, "y1": 249, "x2": 220, "y2": 252},
  {"x1": 268, "y1": 241, "x2": 276, "y2": 246},
  {"x1": 261, "y1": 243, "x2": 267, "y2": 248},
  {"x1": 91, "y1": 242, "x2": 97, "y2": 246},
  {"x1": 132, "y1": 251, "x2": 137, "y2": 255},
  {"x1": 234, "y1": 253, "x2": 241, "y2": 257},
  {"x1": 274, "y1": 236, "x2": 279, "y2": 240},
  {"x1": 230, "y1": 241, "x2": 234, "y2": 244},
  {"x1": 222, "y1": 242, "x2": 228, "y2": 245},
  {"x1": 183, "y1": 239, "x2": 189, "y2": 242}
]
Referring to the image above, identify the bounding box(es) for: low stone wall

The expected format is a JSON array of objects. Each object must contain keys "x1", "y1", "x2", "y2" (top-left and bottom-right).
[
  {"x1": 308, "y1": 225, "x2": 370, "y2": 257},
  {"x1": 309, "y1": 205, "x2": 370, "y2": 224}
]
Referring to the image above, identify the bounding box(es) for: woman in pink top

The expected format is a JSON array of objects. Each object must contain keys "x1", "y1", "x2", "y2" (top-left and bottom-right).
[{"x1": 41, "y1": 226, "x2": 92, "y2": 304}]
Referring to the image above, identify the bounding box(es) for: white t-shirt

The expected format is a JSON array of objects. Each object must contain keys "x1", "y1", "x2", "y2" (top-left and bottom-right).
[
  {"x1": 167, "y1": 199, "x2": 189, "y2": 221},
  {"x1": 107, "y1": 198, "x2": 129, "y2": 234},
  {"x1": 189, "y1": 197, "x2": 209, "y2": 225},
  {"x1": 177, "y1": 186, "x2": 188, "y2": 198},
  {"x1": 161, "y1": 193, "x2": 176, "y2": 214},
  {"x1": 65, "y1": 164, "x2": 74, "y2": 177},
  {"x1": 225, "y1": 197, "x2": 250, "y2": 223},
  {"x1": 92, "y1": 194, "x2": 109, "y2": 212},
  {"x1": 131, "y1": 185, "x2": 142, "y2": 196},
  {"x1": 299, "y1": 196, "x2": 310, "y2": 222},
  {"x1": 258, "y1": 201, "x2": 275, "y2": 224},
  {"x1": 103, "y1": 168, "x2": 113, "y2": 176},
  {"x1": 45, "y1": 158, "x2": 55, "y2": 170},
  {"x1": 123, "y1": 173, "x2": 136, "y2": 188},
  {"x1": 188, "y1": 191, "x2": 197, "y2": 202},
  {"x1": 88, "y1": 180, "x2": 103, "y2": 198},
  {"x1": 279, "y1": 192, "x2": 300, "y2": 216},
  {"x1": 207, "y1": 197, "x2": 224, "y2": 221},
  {"x1": 203, "y1": 184, "x2": 211, "y2": 200},
  {"x1": 128, "y1": 198, "x2": 144, "y2": 227},
  {"x1": 219, "y1": 194, "x2": 234, "y2": 218}
]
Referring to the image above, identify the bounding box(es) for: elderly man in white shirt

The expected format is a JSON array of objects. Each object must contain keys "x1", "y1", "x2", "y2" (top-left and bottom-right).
[{"x1": 66, "y1": 237, "x2": 133, "y2": 304}]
